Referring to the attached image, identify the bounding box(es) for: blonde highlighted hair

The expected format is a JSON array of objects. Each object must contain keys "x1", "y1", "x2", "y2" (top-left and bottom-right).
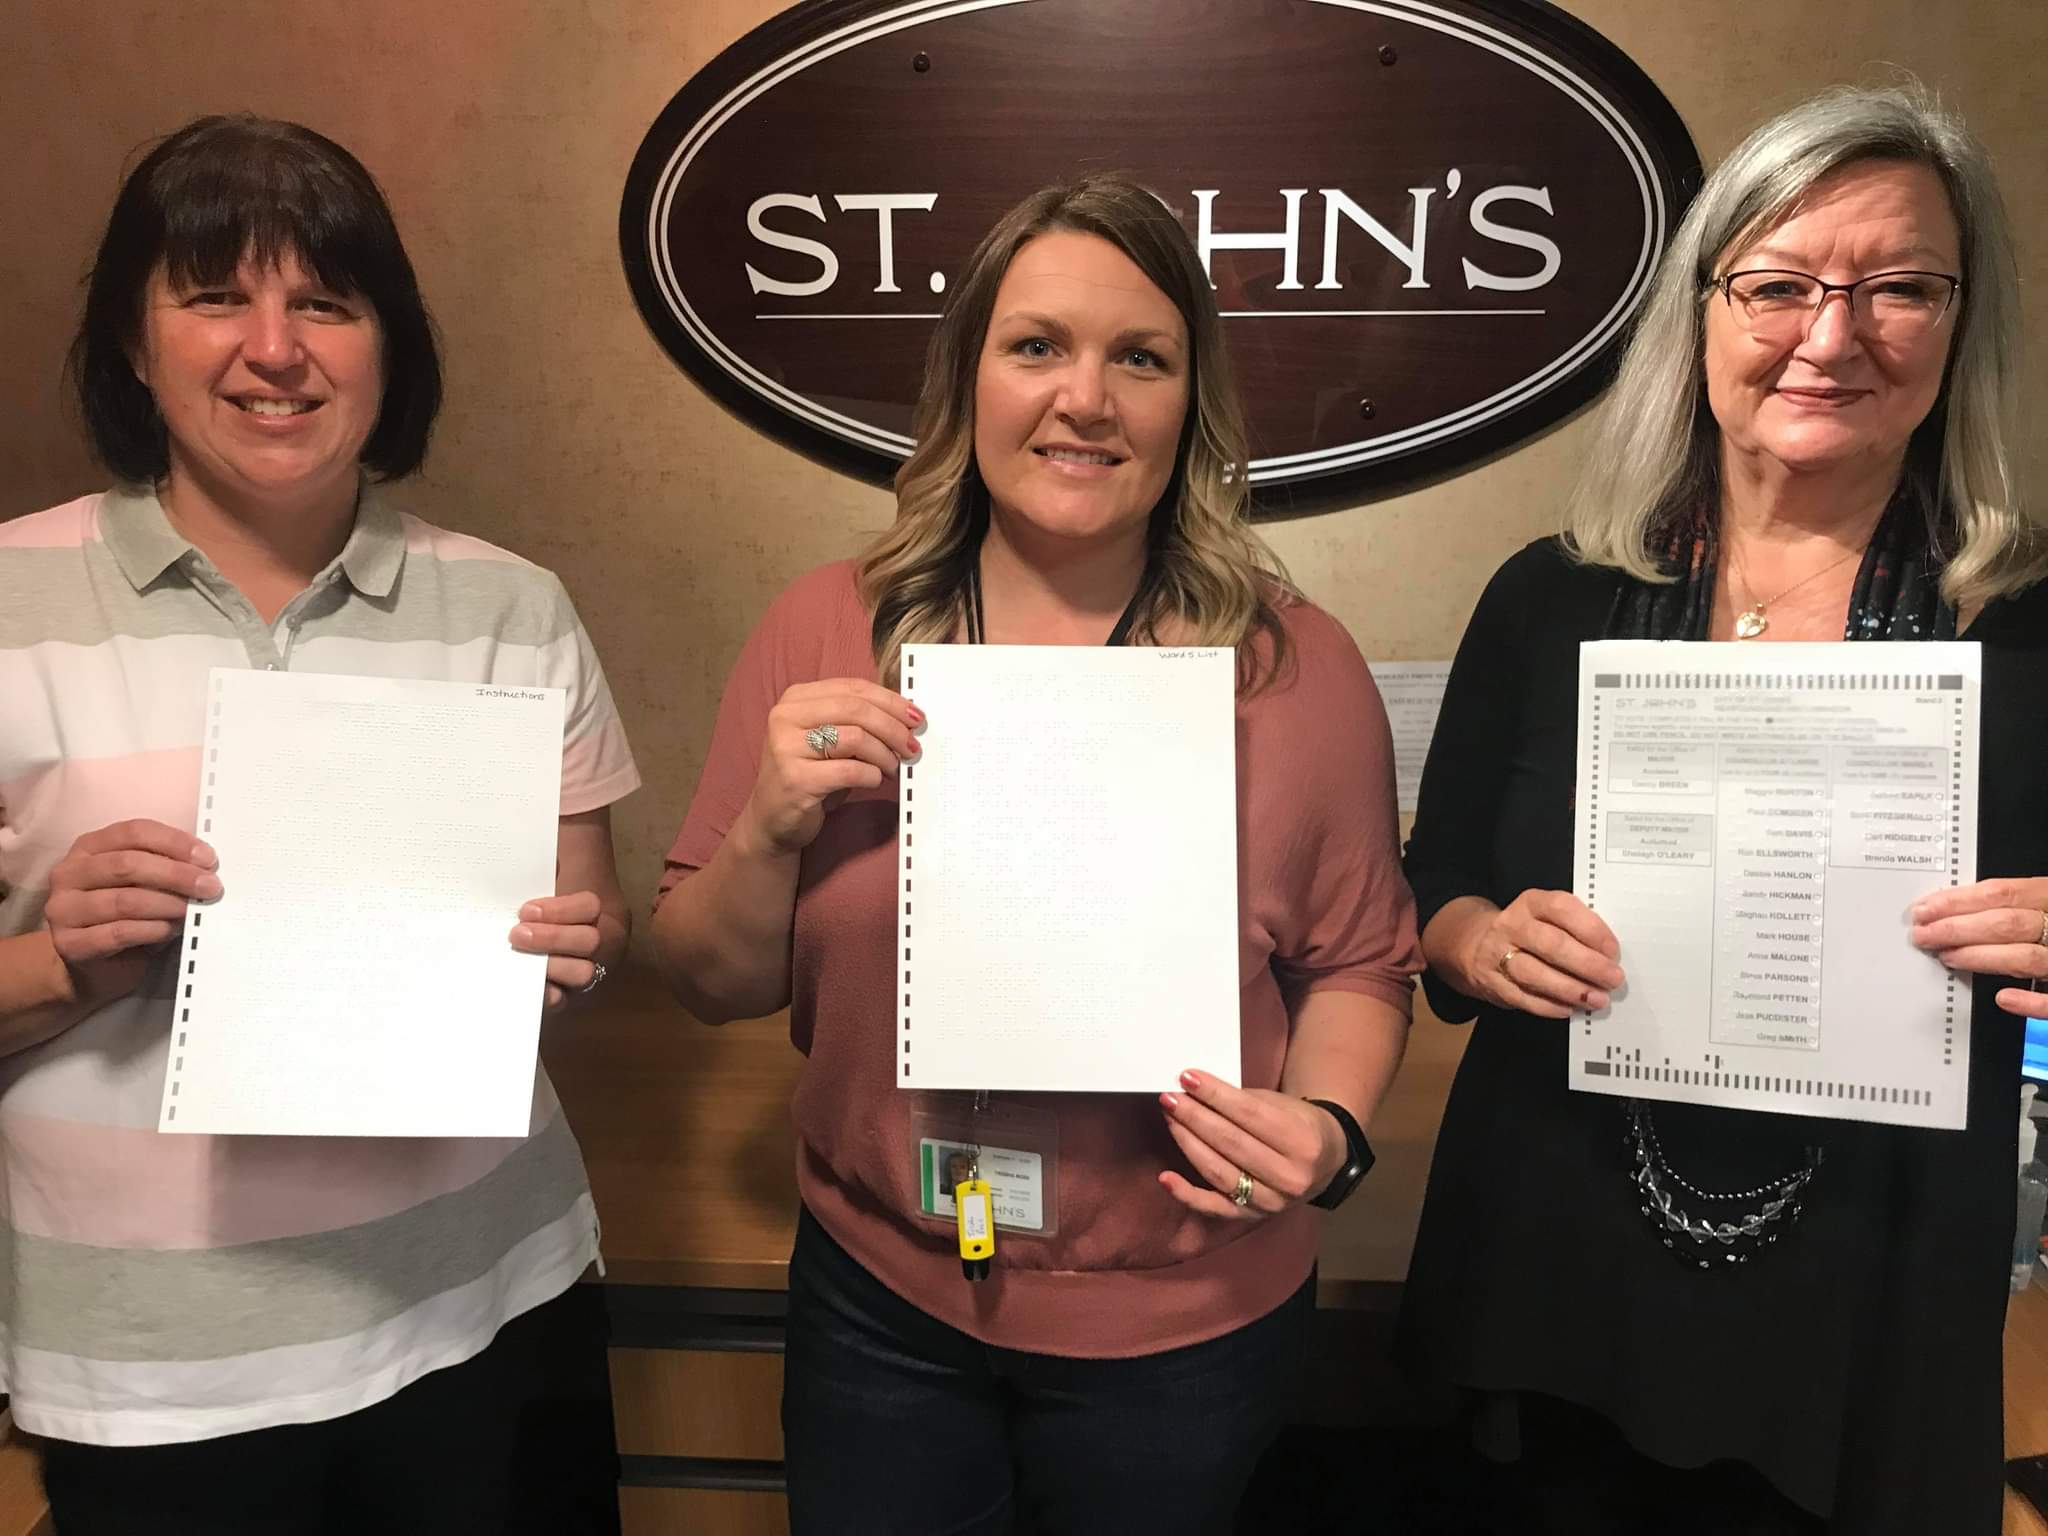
[
  {"x1": 856, "y1": 173, "x2": 1295, "y2": 690},
  {"x1": 1567, "y1": 82, "x2": 2044, "y2": 608}
]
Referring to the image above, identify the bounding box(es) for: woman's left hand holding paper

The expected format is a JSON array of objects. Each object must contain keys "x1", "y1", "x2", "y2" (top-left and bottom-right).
[
  {"x1": 1156, "y1": 1069, "x2": 1349, "y2": 1220},
  {"x1": 511, "y1": 890, "x2": 605, "y2": 1011}
]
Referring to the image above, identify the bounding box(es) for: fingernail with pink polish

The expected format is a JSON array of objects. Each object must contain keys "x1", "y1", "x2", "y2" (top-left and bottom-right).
[
  {"x1": 1160, "y1": 1092, "x2": 1180, "y2": 1111},
  {"x1": 1180, "y1": 1070, "x2": 1201, "y2": 1091}
]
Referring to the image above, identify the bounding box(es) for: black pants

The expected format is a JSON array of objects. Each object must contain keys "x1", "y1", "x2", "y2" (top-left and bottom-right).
[
  {"x1": 781, "y1": 1205, "x2": 1311, "y2": 1536},
  {"x1": 40, "y1": 1283, "x2": 621, "y2": 1536}
]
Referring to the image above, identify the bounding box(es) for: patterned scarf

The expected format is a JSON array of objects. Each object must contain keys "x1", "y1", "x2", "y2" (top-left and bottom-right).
[{"x1": 1606, "y1": 493, "x2": 1955, "y2": 644}]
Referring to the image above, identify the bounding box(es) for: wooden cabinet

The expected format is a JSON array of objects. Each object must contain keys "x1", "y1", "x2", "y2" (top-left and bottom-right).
[
  {"x1": 610, "y1": 1347, "x2": 784, "y2": 1461},
  {"x1": 0, "y1": 1411, "x2": 51, "y2": 1536},
  {"x1": 548, "y1": 987, "x2": 803, "y2": 1535},
  {"x1": 620, "y1": 1487, "x2": 789, "y2": 1536}
]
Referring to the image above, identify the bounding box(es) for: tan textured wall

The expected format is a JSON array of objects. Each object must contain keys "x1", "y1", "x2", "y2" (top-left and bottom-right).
[
  {"x1": 4, "y1": 2, "x2": 2043, "y2": 1277},
  {"x1": 6, "y1": 0, "x2": 2041, "y2": 918}
]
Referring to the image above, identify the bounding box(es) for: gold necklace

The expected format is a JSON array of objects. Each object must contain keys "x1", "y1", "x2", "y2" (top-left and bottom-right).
[{"x1": 1725, "y1": 541, "x2": 1865, "y2": 639}]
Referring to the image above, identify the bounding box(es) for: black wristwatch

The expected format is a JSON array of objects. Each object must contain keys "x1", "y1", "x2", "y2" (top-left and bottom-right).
[{"x1": 1304, "y1": 1098, "x2": 1376, "y2": 1210}]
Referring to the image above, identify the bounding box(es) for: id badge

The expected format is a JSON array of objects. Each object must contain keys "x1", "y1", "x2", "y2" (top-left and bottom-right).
[{"x1": 910, "y1": 1093, "x2": 1059, "y2": 1238}]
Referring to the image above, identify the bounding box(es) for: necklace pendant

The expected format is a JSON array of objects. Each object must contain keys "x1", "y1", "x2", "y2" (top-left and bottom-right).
[{"x1": 1734, "y1": 606, "x2": 1768, "y2": 640}]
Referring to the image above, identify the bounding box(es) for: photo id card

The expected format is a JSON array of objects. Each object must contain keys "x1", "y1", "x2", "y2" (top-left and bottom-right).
[
  {"x1": 920, "y1": 1139, "x2": 1044, "y2": 1230},
  {"x1": 909, "y1": 1094, "x2": 1058, "y2": 1237}
]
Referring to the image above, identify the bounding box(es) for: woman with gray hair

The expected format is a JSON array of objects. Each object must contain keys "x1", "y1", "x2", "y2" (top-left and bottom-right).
[{"x1": 1398, "y1": 84, "x2": 2048, "y2": 1532}]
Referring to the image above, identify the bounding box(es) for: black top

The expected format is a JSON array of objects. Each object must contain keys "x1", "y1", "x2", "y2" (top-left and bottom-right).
[{"x1": 1397, "y1": 537, "x2": 2048, "y2": 1533}]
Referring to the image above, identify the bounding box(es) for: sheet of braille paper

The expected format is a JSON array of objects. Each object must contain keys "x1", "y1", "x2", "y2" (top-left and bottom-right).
[
  {"x1": 895, "y1": 644, "x2": 1240, "y2": 1092},
  {"x1": 159, "y1": 668, "x2": 562, "y2": 1136}
]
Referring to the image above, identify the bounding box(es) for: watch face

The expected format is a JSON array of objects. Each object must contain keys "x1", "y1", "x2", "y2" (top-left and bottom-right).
[{"x1": 1310, "y1": 1160, "x2": 1362, "y2": 1210}]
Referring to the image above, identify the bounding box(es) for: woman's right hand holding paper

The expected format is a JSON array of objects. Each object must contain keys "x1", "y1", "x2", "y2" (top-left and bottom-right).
[
  {"x1": 1440, "y1": 890, "x2": 1625, "y2": 1019},
  {"x1": 740, "y1": 680, "x2": 923, "y2": 855},
  {"x1": 43, "y1": 819, "x2": 221, "y2": 1004}
]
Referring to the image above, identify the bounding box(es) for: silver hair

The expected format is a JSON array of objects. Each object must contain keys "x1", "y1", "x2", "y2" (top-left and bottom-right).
[{"x1": 1566, "y1": 81, "x2": 2042, "y2": 608}]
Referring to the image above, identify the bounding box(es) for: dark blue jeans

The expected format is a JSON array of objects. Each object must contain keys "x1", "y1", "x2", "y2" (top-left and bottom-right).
[{"x1": 782, "y1": 1206, "x2": 1312, "y2": 1536}]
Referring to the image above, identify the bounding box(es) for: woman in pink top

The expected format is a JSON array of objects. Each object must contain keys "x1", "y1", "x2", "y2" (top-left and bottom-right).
[
  {"x1": 4, "y1": 116, "x2": 634, "y2": 1534},
  {"x1": 654, "y1": 174, "x2": 1421, "y2": 1535}
]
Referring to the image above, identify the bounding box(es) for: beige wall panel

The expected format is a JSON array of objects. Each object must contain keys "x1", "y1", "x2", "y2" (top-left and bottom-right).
[{"x1": 5, "y1": 2, "x2": 2042, "y2": 1285}]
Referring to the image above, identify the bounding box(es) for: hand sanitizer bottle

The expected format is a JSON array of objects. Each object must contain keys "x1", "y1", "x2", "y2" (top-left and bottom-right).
[{"x1": 2014, "y1": 1084, "x2": 2046, "y2": 1294}]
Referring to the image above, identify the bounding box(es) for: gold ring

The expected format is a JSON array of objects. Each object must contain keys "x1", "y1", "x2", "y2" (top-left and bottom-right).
[
  {"x1": 2038, "y1": 909, "x2": 2048, "y2": 948},
  {"x1": 1499, "y1": 945, "x2": 1520, "y2": 975},
  {"x1": 1232, "y1": 1170, "x2": 1254, "y2": 1207}
]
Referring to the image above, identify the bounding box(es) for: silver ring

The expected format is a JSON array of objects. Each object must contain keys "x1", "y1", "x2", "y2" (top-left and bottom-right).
[
  {"x1": 1232, "y1": 1170, "x2": 1254, "y2": 1207},
  {"x1": 804, "y1": 723, "x2": 840, "y2": 758},
  {"x1": 577, "y1": 960, "x2": 607, "y2": 996}
]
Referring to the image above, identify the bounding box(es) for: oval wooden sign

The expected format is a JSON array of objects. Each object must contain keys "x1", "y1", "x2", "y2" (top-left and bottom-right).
[{"x1": 621, "y1": 0, "x2": 1699, "y2": 508}]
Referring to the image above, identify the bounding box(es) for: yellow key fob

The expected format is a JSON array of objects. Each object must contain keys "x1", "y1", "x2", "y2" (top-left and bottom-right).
[{"x1": 955, "y1": 1178, "x2": 994, "y2": 1281}]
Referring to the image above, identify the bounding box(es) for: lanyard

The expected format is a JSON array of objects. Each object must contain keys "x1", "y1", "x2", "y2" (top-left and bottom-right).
[
  {"x1": 963, "y1": 556, "x2": 1153, "y2": 647},
  {"x1": 949, "y1": 550, "x2": 1148, "y2": 1280}
]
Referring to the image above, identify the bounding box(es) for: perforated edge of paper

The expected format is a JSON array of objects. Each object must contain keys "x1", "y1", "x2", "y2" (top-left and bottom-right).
[
  {"x1": 898, "y1": 647, "x2": 916, "y2": 1083},
  {"x1": 162, "y1": 670, "x2": 228, "y2": 1124}
]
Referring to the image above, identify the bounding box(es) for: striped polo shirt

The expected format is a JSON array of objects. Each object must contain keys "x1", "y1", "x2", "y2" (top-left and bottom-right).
[{"x1": 0, "y1": 484, "x2": 640, "y2": 1446}]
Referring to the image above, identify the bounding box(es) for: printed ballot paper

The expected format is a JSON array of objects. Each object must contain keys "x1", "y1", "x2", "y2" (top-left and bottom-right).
[
  {"x1": 1569, "y1": 641, "x2": 1980, "y2": 1130},
  {"x1": 894, "y1": 643, "x2": 1240, "y2": 1092},
  {"x1": 159, "y1": 669, "x2": 563, "y2": 1137},
  {"x1": 1366, "y1": 660, "x2": 1452, "y2": 815}
]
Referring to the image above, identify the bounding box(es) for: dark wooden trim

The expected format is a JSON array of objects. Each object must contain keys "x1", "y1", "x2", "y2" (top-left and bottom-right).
[
  {"x1": 618, "y1": 1453, "x2": 788, "y2": 1493},
  {"x1": 605, "y1": 1284, "x2": 788, "y2": 1352}
]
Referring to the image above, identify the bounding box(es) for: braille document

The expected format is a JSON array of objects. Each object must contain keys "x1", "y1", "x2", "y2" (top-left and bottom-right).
[
  {"x1": 1569, "y1": 641, "x2": 1980, "y2": 1130},
  {"x1": 159, "y1": 669, "x2": 563, "y2": 1137},
  {"x1": 895, "y1": 644, "x2": 1240, "y2": 1091}
]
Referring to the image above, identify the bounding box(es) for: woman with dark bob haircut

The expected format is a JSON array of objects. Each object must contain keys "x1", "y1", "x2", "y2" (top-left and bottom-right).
[{"x1": 0, "y1": 115, "x2": 639, "y2": 1533}]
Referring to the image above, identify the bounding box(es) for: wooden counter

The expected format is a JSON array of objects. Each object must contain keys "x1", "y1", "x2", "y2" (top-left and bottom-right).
[{"x1": 546, "y1": 974, "x2": 804, "y2": 1292}]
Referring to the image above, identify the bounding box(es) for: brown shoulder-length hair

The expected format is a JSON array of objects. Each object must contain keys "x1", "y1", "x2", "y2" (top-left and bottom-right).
[
  {"x1": 69, "y1": 113, "x2": 442, "y2": 484},
  {"x1": 856, "y1": 173, "x2": 1295, "y2": 691}
]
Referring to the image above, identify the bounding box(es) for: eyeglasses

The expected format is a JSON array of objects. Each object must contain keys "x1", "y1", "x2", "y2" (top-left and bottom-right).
[{"x1": 1704, "y1": 268, "x2": 1962, "y2": 342}]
